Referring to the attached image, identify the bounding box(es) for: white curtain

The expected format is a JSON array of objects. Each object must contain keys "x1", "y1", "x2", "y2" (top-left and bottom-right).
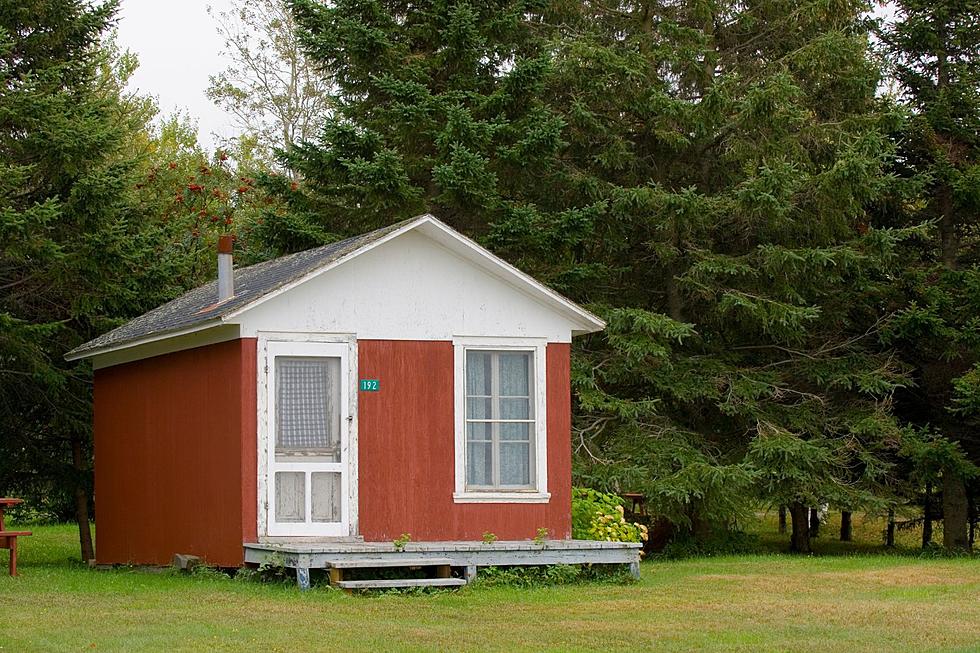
[
  {"x1": 465, "y1": 350, "x2": 534, "y2": 487},
  {"x1": 275, "y1": 357, "x2": 340, "y2": 455}
]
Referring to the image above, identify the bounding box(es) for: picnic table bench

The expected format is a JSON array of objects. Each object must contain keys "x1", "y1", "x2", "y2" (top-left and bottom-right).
[{"x1": 0, "y1": 498, "x2": 32, "y2": 576}]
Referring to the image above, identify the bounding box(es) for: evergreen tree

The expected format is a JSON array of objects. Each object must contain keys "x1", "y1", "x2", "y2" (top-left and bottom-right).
[
  {"x1": 879, "y1": 0, "x2": 980, "y2": 550},
  {"x1": 0, "y1": 0, "x2": 166, "y2": 558},
  {"x1": 283, "y1": 0, "x2": 910, "y2": 551}
]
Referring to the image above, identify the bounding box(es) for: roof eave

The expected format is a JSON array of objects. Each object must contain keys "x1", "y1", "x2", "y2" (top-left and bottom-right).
[{"x1": 64, "y1": 318, "x2": 226, "y2": 362}]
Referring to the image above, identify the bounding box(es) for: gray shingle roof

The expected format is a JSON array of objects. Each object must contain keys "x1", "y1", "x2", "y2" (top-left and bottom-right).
[{"x1": 67, "y1": 218, "x2": 415, "y2": 359}]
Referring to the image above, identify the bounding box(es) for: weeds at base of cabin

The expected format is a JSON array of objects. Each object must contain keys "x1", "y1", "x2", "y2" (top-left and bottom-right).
[
  {"x1": 533, "y1": 527, "x2": 549, "y2": 546},
  {"x1": 241, "y1": 551, "x2": 293, "y2": 583},
  {"x1": 188, "y1": 565, "x2": 233, "y2": 581},
  {"x1": 392, "y1": 533, "x2": 411, "y2": 551},
  {"x1": 473, "y1": 563, "x2": 635, "y2": 589},
  {"x1": 481, "y1": 531, "x2": 497, "y2": 544}
]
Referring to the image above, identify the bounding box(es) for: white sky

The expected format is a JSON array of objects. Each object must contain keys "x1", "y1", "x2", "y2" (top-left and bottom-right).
[{"x1": 115, "y1": 0, "x2": 238, "y2": 149}]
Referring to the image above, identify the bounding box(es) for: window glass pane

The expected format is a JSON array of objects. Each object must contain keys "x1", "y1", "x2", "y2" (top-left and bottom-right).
[
  {"x1": 499, "y1": 398, "x2": 531, "y2": 420},
  {"x1": 466, "y1": 397, "x2": 492, "y2": 420},
  {"x1": 276, "y1": 357, "x2": 341, "y2": 461},
  {"x1": 499, "y1": 442, "x2": 531, "y2": 486},
  {"x1": 462, "y1": 348, "x2": 537, "y2": 492},
  {"x1": 499, "y1": 353, "x2": 530, "y2": 396},
  {"x1": 466, "y1": 351, "x2": 492, "y2": 396},
  {"x1": 311, "y1": 472, "x2": 342, "y2": 523},
  {"x1": 499, "y1": 422, "x2": 530, "y2": 441},
  {"x1": 466, "y1": 421, "x2": 491, "y2": 441},
  {"x1": 466, "y1": 441, "x2": 493, "y2": 486},
  {"x1": 275, "y1": 472, "x2": 305, "y2": 522}
]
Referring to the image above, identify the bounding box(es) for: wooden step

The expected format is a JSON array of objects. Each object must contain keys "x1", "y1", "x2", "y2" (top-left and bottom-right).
[
  {"x1": 327, "y1": 557, "x2": 452, "y2": 569},
  {"x1": 336, "y1": 577, "x2": 466, "y2": 590}
]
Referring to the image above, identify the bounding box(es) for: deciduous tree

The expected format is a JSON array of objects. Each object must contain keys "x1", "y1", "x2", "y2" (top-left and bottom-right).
[{"x1": 208, "y1": 0, "x2": 334, "y2": 162}]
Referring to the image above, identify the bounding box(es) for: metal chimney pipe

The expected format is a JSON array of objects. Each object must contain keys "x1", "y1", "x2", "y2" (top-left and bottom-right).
[{"x1": 217, "y1": 234, "x2": 234, "y2": 302}]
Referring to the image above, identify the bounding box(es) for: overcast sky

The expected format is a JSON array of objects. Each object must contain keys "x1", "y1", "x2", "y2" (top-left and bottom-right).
[{"x1": 116, "y1": 0, "x2": 238, "y2": 149}]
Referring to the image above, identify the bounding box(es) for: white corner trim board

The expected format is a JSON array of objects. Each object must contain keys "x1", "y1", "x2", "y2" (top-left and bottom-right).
[{"x1": 452, "y1": 335, "x2": 549, "y2": 504}]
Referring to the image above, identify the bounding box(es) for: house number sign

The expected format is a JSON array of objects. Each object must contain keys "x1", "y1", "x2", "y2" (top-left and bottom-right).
[{"x1": 359, "y1": 379, "x2": 380, "y2": 392}]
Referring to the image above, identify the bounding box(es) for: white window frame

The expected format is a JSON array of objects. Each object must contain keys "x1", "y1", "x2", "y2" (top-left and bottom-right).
[
  {"x1": 453, "y1": 336, "x2": 550, "y2": 503},
  {"x1": 257, "y1": 332, "x2": 359, "y2": 539}
]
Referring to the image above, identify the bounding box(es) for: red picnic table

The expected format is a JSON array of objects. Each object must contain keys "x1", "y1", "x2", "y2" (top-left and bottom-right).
[{"x1": 0, "y1": 498, "x2": 32, "y2": 576}]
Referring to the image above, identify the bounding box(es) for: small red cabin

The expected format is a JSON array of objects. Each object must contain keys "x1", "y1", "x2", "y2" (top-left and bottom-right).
[{"x1": 67, "y1": 215, "x2": 627, "y2": 571}]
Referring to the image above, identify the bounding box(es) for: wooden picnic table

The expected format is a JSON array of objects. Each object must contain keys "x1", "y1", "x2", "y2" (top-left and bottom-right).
[{"x1": 0, "y1": 498, "x2": 32, "y2": 576}]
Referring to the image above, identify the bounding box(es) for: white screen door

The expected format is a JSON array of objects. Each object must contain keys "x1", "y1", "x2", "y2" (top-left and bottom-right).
[{"x1": 266, "y1": 341, "x2": 350, "y2": 536}]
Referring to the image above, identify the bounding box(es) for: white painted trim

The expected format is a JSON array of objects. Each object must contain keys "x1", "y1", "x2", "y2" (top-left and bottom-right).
[
  {"x1": 453, "y1": 336, "x2": 549, "y2": 504},
  {"x1": 452, "y1": 335, "x2": 549, "y2": 346},
  {"x1": 257, "y1": 332, "x2": 358, "y2": 538},
  {"x1": 452, "y1": 492, "x2": 551, "y2": 504}
]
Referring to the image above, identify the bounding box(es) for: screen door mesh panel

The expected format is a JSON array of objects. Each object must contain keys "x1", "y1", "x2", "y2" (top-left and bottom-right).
[{"x1": 275, "y1": 357, "x2": 340, "y2": 450}]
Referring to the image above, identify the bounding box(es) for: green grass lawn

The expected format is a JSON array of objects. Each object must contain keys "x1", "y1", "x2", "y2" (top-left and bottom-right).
[{"x1": 1, "y1": 523, "x2": 978, "y2": 652}]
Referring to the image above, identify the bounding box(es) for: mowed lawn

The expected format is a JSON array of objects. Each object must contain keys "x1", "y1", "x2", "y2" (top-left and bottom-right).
[{"x1": 0, "y1": 524, "x2": 978, "y2": 652}]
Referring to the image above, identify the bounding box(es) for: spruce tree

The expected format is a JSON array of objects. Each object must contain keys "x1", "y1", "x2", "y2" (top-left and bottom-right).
[
  {"x1": 880, "y1": 0, "x2": 980, "y2": 550},
  {"x1": 0, "y1": 0, "x2": 165, "y2": 558},
  {"x1": 284, "y1": 0, "x2": 909, "y2": 550}
]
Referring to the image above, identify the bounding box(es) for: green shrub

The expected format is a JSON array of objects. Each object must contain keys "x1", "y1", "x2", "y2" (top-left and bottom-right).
[
  {"x1": 572, "y1": 487, "x2": 648, "y2": 543},
  {"x1": 475, "y1": 563, "x2": 636, "y2": 588},
  {"x1": 476, "y1": 564, "x2": 583, "y2": 587}
]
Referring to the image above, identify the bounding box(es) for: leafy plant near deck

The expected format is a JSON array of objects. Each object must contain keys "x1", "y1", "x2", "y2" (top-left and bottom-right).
[{"x1": 571, "y1": 488, "x2": 647, "y2": 543}]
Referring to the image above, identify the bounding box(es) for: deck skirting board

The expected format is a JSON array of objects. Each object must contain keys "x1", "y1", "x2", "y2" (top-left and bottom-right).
[{"x1": 243, "y1": 539, "x2": 641, "y2": 570}]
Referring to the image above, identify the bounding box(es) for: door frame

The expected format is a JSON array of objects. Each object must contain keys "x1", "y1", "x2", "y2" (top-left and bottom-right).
[{"x1": 256, "y1": 332, "x2": 358, "y2": 539}]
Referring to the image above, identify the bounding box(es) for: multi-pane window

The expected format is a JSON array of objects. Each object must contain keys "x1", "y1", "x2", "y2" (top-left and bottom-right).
[{"x1": 464, "y1": 350, "x2": 535, "y2": 489}]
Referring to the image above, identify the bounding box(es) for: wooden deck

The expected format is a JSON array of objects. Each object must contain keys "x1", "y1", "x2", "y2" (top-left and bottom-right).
[{"x1": 243, "y1": 539, "x2": 642, "y2": 589}]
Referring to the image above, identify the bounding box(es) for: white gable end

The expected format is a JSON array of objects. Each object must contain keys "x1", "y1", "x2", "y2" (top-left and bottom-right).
[{"x1": 235, "y1": 230, "x2": 582, "y2": 343}]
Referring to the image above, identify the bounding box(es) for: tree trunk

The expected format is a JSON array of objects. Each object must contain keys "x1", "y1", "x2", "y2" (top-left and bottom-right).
[
  {"x1": 885, "y1": 508, "x2": 895, "y2": 547},
  {"x1": 688, "y1": 502, "x2": 711, "y2": 543},
  {"x1": 943, "y1": 471, "x2": 970, "y2": 551},
  {"x1": 809, "y1": 507, "x2": 820, "y2": 538},
  {"x1": 778, "y1": 506, "x2": 787, "y2": 534},
  {"x1": 666, "y1": 223, "x2": 685, "y2": 323},
  {"x1": 789, "y1": 503, "x2": 811, "y2": 553},
  {"x1": 71, "y1": 435, "x2": 95, "y2": 563},
  {"x1": 934, "y1": 29, "x2": 958, "y2": 271},
  {"x1": 840, "y1": 511, "x2": 852, "y2": 542},
  {"x1": 937, "y1": 183, "x2": 959, "y2": 269},
  {"x1": 922, "y1": 483, "x2": 933, "y2": 548},
  {"x1": 970, "y1": 493, "x2": 976, "y2": 548}
]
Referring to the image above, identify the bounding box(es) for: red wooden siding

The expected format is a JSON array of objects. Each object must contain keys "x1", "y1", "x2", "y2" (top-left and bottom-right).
[
  {"x1": 93, "y1": 338, "x2": 257, "y2": 566},
  {"x1": 357, "y1": 340, "x2": 572, "y2": 541}
]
